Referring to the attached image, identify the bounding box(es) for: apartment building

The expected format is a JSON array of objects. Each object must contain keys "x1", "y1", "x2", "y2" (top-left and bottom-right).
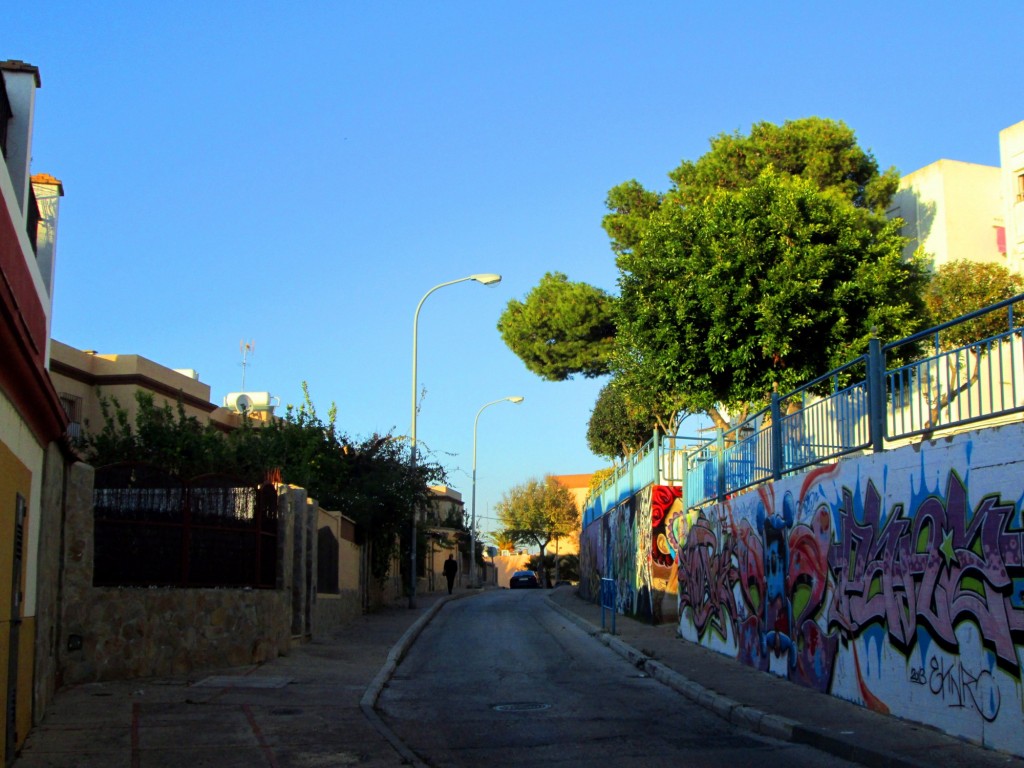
[
  {"x1": 1000, "y1": 120, "x2": 1024, "y2": 274},
  {"x1": 0, "y1": 59, "x2": 69, "y2": 764},
  {"x1": 889, "y1": 119, "x2": 1024, "y2": 275}
]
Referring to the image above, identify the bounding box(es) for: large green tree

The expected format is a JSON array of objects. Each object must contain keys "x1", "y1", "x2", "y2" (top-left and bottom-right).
[
  {"x1": 607, "y1": 118, "x2": 928, "y2": 426},
  {"x1": 498, "y1": 118, "x2": 928, "y2": 436},
  {"x1": 615, "y1": 170, "x2": 927, "y2": 423},
  {"x1": 495, "y1": 476, "x2": 579, "y2": 587},
  {"x1": 497, "y1": 271, "x2": 616, "y2": 381}
]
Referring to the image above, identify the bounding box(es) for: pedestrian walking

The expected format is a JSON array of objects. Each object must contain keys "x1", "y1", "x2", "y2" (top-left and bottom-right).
[{"x1": 443, "y1": 554, "x2": 458, "y2": 594}]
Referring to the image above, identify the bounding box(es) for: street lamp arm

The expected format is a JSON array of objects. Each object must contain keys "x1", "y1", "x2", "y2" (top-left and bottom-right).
[{"x1": 411, "y1": 274, "x2": 503, "y2": 452}]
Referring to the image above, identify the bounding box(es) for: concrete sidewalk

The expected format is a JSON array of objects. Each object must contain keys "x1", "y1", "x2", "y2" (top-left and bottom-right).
[
  {"x1": 14, "y1": 586, "x2": 1024, "y2": 767},
  {"x1": 13, "y1": 590, "x2": 457, "y2": 768},
  {"x1": 545, "y1": 586, "x2": 1024, "y2": 768}
]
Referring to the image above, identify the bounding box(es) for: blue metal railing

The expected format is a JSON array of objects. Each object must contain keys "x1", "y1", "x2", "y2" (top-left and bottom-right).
[
  {"x1": 582, "y1": 435, "x2": 660, "y2": 527},
  {"x1": 583, "y1": 292, "x2": 1024, "y2": 521}
]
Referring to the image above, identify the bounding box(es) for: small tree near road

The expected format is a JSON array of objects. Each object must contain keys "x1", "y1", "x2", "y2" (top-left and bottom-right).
[
  {"x1": 923, "y1": 259, "x2": 1024, "y2": 349},
  {"x1": 495, "y1": 477, "x2": 580, "y2": 588}
]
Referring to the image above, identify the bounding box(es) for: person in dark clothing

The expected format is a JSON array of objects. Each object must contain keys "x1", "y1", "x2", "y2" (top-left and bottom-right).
[{"x1": 443, "y1": 554, "x2": 458, "y2": 594}]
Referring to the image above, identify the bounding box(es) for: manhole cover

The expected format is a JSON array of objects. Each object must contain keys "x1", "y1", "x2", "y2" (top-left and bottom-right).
[{"x1": 492, "y1": 702, "x2": 551, "y2": 712}]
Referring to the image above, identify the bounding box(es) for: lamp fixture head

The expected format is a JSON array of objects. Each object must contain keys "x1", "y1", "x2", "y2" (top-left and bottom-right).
[
  {"x1": 508, "y1": 396, "x2": 525, "y2": 403},
  {"x1": 471, "y1": 273, "x2": 502, "y2": 285}
]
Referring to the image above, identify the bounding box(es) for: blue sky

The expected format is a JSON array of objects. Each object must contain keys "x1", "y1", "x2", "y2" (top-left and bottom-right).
[{"x1": 9, "y1": 2, "x2": 1022, "y2": 537}]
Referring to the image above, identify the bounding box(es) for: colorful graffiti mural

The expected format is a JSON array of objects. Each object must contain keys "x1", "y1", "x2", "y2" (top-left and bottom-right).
[
  {"x1": 581, "y1": 423, "x2": 1024, "y2": 755},
  {"x1": 578, "y1": 483, "x2": 685, "y2": 624},
  {"x1": 829, "y1": 471, "x2": 1023, "y2": 673}
]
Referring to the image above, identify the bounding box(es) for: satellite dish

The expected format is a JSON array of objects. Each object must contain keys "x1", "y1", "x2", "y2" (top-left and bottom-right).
[{"x1": 235, "y1": 394, "x2": 253, "y2": 414}]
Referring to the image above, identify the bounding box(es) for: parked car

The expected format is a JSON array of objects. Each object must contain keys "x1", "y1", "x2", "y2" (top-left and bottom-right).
[{"x1": 509, "y1": 570, "x2": 540, "y2": 589}]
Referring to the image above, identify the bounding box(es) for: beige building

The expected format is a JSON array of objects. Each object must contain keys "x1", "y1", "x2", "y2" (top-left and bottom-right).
[
  {"x1": 421, "y1": 486, "x2": 466, "y2": 592},
  {"x1": 48, "y1": 340, "x2": 246, "y2": 445},
  {"x1": 550, "y1": 472, "x2": 591, "y2": 557},
  {"x1": 1000, "y1": 121, "x2": 1024, "y2": 274},
  {"x1": 888, "y1": 119, "x2": 1024, "y2": 275},
  {"x1": 890, "y1": 160, "x2": 1004, "y2": 269}
]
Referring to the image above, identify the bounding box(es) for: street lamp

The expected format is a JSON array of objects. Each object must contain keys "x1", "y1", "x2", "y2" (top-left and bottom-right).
[
  {"x1": 470, "y1": 395, "x2": 524, "y2": 587},
  {"x1": 409, "y1": 273, "x2": 501, "y2": 608}
]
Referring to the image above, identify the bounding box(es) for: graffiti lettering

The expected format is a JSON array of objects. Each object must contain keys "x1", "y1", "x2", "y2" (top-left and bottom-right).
[
  {"x1": 677, "y1": 511, "x2": 738, "y2": 642},
  {"x1": 829, "y1": 473, "x2": 1024, "y2": 672},
  {"x1": 927, "y1": 656, "x2": 1001, "y2": 722},
  {"x1": 909, "y1": 667, "x2": 927, "y2": 685}
]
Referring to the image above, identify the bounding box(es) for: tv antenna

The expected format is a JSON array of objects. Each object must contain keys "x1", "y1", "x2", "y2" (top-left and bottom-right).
[{"x1": 240, "y1": 339, "x2": 255, "y2": 389}]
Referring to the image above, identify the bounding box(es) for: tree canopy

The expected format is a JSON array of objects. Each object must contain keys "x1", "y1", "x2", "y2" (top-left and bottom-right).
[
  {"x1": 495, "y1": 476, "x2": 579, "y2": 586},
  {"x1": 496, "y1": 271, "x2": 616, "y2": 381},
  {"x1": 667, "y1": 117, "x2": 900, "y2": 213},
  {"x1": 614, "y1": 168, "x2": 928, "y2": 421},
  {"x1": 586, "y1": 382, "x2": 658, "y2": 460},
  {"x1": 603, "y1": 118, "x2": 927, "y2": 425},
  {"x1": 923, "y1": 259, "x2": 1024, "y2": 349},
  {"x1": 496, "y1": 117, "x2": 928, "y2": 437}
]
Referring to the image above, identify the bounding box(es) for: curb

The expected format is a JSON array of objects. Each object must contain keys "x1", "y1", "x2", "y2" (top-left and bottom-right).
[
  {"x1": 544, "y1": 595, "x2": 934, "y2": 768},
  {"x1": 359, "y1": 591, "x2": 477, "y2": 768}
]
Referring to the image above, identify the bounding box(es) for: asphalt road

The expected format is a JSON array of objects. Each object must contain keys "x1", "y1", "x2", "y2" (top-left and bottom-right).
[{"x1": 378, "y1": 589, "x2": 864, "y2": 768}]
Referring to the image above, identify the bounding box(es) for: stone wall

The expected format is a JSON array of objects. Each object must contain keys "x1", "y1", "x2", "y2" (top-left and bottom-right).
[
  {"x1": 31, "y1": 451, "x2": 80, "y2": 721},
  {"x1": 60, "y1": 588, "x2": 291, "y2": 682},
  {"x1": 58, "y1": 477, "x2": 300, "y2": 684}
]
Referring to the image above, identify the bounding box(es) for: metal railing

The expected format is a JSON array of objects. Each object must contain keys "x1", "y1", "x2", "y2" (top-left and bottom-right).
[
  {"x1": 582, "y1": 436, "x2": 660, "y2": 527},
  {"x1": 583, "y1": 292, "x2": 1024, "y2": 521}
]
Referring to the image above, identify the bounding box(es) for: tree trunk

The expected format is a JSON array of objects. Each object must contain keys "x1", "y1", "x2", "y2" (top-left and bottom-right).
[{"x1": 707, "y1": 406, "x2": 729, "y2": 430}]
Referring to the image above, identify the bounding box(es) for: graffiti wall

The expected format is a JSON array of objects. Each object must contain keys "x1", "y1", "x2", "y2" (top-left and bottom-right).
[
  {"x1": 579, "y1": 485, "x2": 682, "y2": 624},
  {"x1": 668, "y1": 423, "x2": 1024, "y2": 755}
]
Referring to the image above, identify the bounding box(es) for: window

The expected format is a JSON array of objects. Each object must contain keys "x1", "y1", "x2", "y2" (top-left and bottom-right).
[
  {"x1": 1017, "y1": 173, "x2": 1024, "y2": 203},
  {"x1": 58, "y1": 392, "x2": 83, "y2": 442}
]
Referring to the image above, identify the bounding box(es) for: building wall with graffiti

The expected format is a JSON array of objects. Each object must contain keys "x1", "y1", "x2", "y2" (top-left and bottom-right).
[
  {"x1": 579, "y1": 484, "x2": 683, "y2": 624},
  {"x1": 582, "y1": 422, "x2": 1024, "y2": 755}
]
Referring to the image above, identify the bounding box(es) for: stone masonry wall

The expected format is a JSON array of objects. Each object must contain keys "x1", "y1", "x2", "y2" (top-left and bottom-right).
[{"x1": 58, "y1": 478, "x2": 297, "y2": 684}]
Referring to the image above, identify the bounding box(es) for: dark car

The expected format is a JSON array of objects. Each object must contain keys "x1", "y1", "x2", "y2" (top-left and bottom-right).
[{"x1": 509, "y1": 570, "x2": 540, "y2": 589}]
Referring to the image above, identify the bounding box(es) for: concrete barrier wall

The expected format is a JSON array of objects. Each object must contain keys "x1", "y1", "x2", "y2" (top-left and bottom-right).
[{"x1": 582, "y1": 422, "x2": 1024, "y2": 755}]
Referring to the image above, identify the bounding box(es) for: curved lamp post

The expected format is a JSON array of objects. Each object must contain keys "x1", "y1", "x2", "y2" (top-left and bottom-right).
[
  {"x1": 470, "y1": 395, "x2": 524, "y2": 587},
  {"x1": 409, "y1": 273, "x2": 501, "y2": 608}
]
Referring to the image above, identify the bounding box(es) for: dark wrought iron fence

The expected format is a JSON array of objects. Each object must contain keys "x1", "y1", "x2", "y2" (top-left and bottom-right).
[{"x1": 92, "y1": 463, "x2": 278, "y2": 588}]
